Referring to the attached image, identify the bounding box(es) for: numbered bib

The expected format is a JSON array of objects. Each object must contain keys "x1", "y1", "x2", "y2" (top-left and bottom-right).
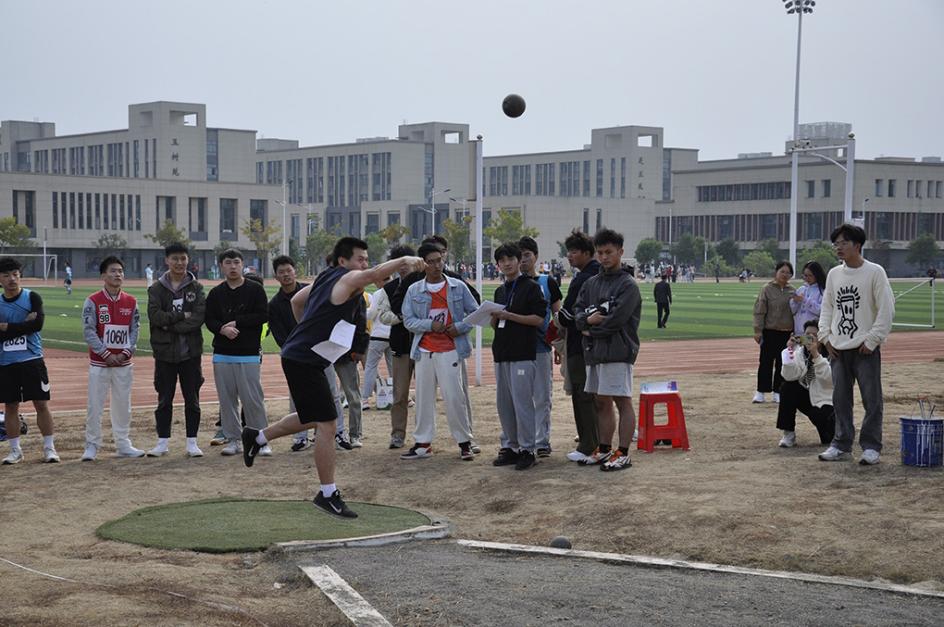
[
  {"x1": 2, "y1": 336, "x2": 27, "y2": 352},
  {"x1": 103, "y1": 324, "x2": 130, "y2": 349}
]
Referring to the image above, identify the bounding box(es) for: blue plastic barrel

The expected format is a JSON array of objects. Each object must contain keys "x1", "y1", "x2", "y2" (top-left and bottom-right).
[{"x1": 900, "y1": 417, "x2": 943, "y2": 467}]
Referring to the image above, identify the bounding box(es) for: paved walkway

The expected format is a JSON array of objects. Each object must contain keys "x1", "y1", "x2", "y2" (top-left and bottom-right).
[
  {"x1": 39, "y1": 331, "x2": 944, "y2": 412},
  {"x1": 300, "y1": 540, "x2": 944, "y2": 626}
]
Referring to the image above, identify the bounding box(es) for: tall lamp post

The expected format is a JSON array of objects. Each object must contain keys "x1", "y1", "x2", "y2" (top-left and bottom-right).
[
  {"x1": 784, "y1": 0, "x2": 816, "y2": 275},
  {"x1": 427, "y1": 187, "x2": 451, "y2": 235}
]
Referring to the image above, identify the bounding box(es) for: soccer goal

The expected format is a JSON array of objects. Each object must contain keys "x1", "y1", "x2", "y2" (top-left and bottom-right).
[
  {"x1": 7, "y1": 253, "x2": 58, "y2": 283},
  {"x1": 892, "y1": 278, "x2": 938, "y2": 329}
]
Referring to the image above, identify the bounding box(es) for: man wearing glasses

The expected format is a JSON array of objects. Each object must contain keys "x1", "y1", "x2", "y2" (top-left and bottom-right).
[{"x1": 817, "y1": 224, "x2": 894, "y2": 465}]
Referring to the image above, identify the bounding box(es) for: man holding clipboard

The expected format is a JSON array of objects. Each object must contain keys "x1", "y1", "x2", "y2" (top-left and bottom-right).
[{"x1": 240, "y1": 237, "x2": 424, "y2": 519}]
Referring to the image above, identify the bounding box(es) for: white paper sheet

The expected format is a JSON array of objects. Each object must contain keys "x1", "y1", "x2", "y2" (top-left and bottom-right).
[
  {"x1": 311, "y1": 320, "x2": 356, "y2": 363},
  {"x1": 463, "y1": 300, "x2": 506, "y2": 327}
]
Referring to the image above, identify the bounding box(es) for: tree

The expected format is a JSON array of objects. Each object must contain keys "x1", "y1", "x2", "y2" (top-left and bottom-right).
[
  {"x1": 89, "y1": 233, "x2": 128, "y2": 268},
  {"x1": 715, "y1": 238, "x2": 741, "y2": 266},
  {"x1": 703, "y1": 255, "x2": 734, "y2": 279},
  {"x1": 671, "y1": 233, "x2": 700, "y2": 265},
  {"x1": 0, "y1": 217, "x2": 34, "y2": 254},
  {"x1": 304, "y1": 230, "x2": 338, "y2": 275},
  {"x1": 213, "y1": 240, "x2": 235, "y2": 260},
  {"x1": 381, "y1": 223, "x2": 410, "y2": 246},
  {"x1": 441, "y1": 216, "x2": 472, "y2": 264},
  {"x1": 240, "y1": 218, "x2": 282, "y2": 277},
  {"x1": 741, "y1": 250, "x2": 776, "y2": 277},
  {"x1": 758, "y1": 238, "x2": 781, "y2": 260},
  {"x1": 146, "y1": 220, "x2": 190, "y2": 249},
  {"x1": 483, "y1": 208, "x2": 538, "y2": 246},
  {"x1": 906, "y1": 233, "x2": 941, "y2": 268},
  {"x1": 365, "y1": 232, "x2": 387, "y2": 262},
  {"x1": 798, "y1": 241, "x2": 838, "y2": 272},
  {"x1": 635, "y1": 238, "x2": 664, "y2": 265}
]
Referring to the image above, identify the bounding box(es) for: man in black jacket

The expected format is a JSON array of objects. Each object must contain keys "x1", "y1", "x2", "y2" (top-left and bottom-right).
[
  {"x1": 269, "y1": 255, "x2": 310, "y2": 451},
  {"x1": 205, "y1": 249, "x2": 269, "y2": 457},
  {"x1": 654, "y1": 273, "x2": 672, "y2": 328},
  {"x1": 557, "y1": 230, "x2": 601, "y2": 463},
  {"x1": 574, "y1": 229, "x2": 642, "y2": 472}
]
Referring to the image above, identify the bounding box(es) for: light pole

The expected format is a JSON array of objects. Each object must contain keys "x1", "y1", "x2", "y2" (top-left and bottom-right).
[
  {"x1": 784, "y1": 0, "x2": 815, "y2": 275},
  {"x1": 427, "y1": 187, "x2": 451, "y2": 235}
]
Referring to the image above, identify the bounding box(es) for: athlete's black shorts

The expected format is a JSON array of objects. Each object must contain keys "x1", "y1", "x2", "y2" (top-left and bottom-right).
[
  {"x1": 280, "y1": 357, "x2": 337, "y2": 424},
  {"x1": 0, "y1": 358, "x2": 51, "y2": 403}
]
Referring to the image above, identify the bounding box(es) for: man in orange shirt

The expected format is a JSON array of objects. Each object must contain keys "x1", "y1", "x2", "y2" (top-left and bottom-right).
[{"x1": 400, "y1": 242, "x2": 479, "y2": 461}]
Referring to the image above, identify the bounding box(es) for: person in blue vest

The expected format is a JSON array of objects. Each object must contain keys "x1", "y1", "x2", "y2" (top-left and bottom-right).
[
  {"x1": 0, "y1": 257, "x2": 59, "y2": 464},
  {"x1": 517, "y1": 236, "x2": 562, "y2": 457}
]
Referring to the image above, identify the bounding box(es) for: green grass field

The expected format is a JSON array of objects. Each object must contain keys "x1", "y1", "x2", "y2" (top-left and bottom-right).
[{"x1": 26, "y1": 278, "x2": 940, "y2": 354}]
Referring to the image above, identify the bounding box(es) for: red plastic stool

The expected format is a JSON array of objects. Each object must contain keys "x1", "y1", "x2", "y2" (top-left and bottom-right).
[{"x1": 637, "y1": 392, "x2": 690, "y2": 453}]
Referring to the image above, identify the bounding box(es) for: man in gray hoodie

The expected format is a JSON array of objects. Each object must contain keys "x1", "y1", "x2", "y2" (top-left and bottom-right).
[
  {"x1": 574, "y1": 229, "x2": 642, "y2": 472},
  {"x1": 146, "y1": 242, "x2": 206, "y2": 458}
]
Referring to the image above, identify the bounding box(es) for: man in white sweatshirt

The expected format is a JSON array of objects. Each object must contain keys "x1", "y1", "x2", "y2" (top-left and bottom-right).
[{"x1": 817, "y1": 224, "x2": 894, "y2": 465}]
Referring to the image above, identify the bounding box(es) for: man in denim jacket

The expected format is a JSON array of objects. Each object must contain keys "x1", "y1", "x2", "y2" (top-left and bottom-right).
[{"x1": 400, "y1": 242, "x2": 479, "y2": 461}]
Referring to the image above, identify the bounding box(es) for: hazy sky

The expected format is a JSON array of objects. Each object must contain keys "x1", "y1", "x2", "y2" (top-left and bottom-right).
[{"x1": 2, "y1": 0, "x2": 942, "y2": 161}]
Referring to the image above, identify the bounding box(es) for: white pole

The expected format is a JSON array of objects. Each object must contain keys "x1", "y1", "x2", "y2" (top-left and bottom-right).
[
  {"x1": 281, "y1": 176, "x2": 288, "y2": 256},
  {"x1": 788, "y1": 10, "x2": 803, "y2": 276},
  {"x1": 843, "y1": 136, "x2": 855, "y2": 223},
  {"x1": 43, "y1": 227, "x2": 48, "y2": 282},
  {"x1": 474, "y1": 137, "x2": 484, "y2": 386}
]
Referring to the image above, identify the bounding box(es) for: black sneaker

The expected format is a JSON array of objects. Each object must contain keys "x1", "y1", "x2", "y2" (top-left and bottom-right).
[
  {"x1": 459, "y1": 442, "x2": 475, "y2": 461},
  {"x1": 19, "y1": 419, "x2": 28, "y2": 435},
  {"x1": 536, "y1": 447, "x2": 551, "y2": 458},
  {"x1": 515, "y1": 450, "x2": 537, "y2": 470},
  {"x1": 313, "y1": 490, "x2": 358, "y2": 518},
  {"x1": 493, "y1": 448, "x2": 520, "y2": 467},
  {"x1": 335, "y1": 433, "x2": 353, "y2": 451},
  {"x1": 241, "y1": 428, "x2": 261, "y2": 467},
  {"x1": 291, "y1": 438, "x2": 311, "y2": 452}
]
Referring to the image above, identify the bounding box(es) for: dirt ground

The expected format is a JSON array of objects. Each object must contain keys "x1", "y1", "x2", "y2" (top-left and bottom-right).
[{"x1": 2, "y1": 362, "x2": 943, "y2": 626}]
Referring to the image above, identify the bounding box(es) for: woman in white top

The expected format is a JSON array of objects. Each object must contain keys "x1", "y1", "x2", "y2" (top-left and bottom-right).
[
  {"x1": 789, "y1": 261, "x2": 826, "y2": 336},
  {"x1": 776, "y1": 319, "x2": 835, "y2": 448}
]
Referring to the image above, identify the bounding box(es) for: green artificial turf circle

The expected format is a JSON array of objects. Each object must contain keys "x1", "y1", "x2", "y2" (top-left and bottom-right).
[{"x1": 96, "y1": 498, "x2": 431, "y2": 553}]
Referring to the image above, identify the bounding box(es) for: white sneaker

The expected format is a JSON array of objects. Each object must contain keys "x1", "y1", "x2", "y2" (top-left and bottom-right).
[
  {"x1": 818, "y1": 446, "x2": 851, "y2": 462},
  {"x1": 2, "y1": 449, "x2": 24, "y2": 465},
  {"x1": 258, "y1": 444, "x2": 273, "y2": 457},
  {"x1": 361, "y1": 402, "x2": 371, "y2": 411},
  {"x1": 859, "y1": 449, "x2": 880, "y2": 465},
  {"x1": 772, "y1": 392, "x2": 781, "y2": 404},
  {"x1": 778, "y1": 431, "x2": 796, "y2": 448},
  {"x1": 567, "y1": 450, "x2": 589, "y2": 463},
  {"x1": 43, "y1": 447, "x2": 61, "y2": 463},
  {"x1": 116, "y1": 444, "x2": 145, "y2": 458},
  {"x1": 220, "y1": 440, "x2": 242, "y2": 456},
  {"x1": 186, "y1": 443, "x2": 204, "y2": 458},
  {"x1": 81, "y1": 444, "x2": 98, "y2": 461},
  {"x1": 147, "y1": 443, "x2": 169, "y2": 457},
  {"x1": 632, "y1": 428, "x2": 638, "y2": 442},
  {"x1": 350, "y1": 437, "x2": 363, "y2": 449},
  {"x1": 752, "y1": 391, "x2": 766, "y2": 403}
]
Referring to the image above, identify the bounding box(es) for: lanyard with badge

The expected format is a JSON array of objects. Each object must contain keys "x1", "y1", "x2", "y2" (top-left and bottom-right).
[{"x1": 498, "y1": 278, "x2": 518, "y2": 328}]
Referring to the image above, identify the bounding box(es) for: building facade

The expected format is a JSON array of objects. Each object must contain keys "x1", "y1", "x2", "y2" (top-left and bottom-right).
[{"x1": 2, "y1": 103, "x2": 942, "y2": 278}]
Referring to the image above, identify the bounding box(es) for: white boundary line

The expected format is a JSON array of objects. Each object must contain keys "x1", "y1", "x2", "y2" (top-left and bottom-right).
[
  {"x1": 457, "y1": 540, "x2": 944, "y2": 600},
  {"x1": 276, "y1": 521, "x2": 450, "y2": 553},
  {"x1": 300, "y1": 565, "x2": 391, "y2": 627}
]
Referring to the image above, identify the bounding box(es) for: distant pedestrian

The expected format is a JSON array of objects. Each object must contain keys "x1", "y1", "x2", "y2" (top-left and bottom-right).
[
  {"x1": 64, "y1": 261, "x2": 73, "y2": 295},
  {"x1": 145, "y1": 263, "x2": 154, "y2": 288},
  {"x1": 654, "y1": 273, "x2": 672, "y2": 329}
]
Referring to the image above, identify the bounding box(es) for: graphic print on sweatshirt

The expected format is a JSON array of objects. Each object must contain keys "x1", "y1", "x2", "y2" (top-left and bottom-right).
[{"x1": 836, "y1": 285, "x2": 861, "y2": 337}]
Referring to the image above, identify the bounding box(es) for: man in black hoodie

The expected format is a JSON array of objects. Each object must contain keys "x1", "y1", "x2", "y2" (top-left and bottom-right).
[
  {"x1": 205, "y1": 248, "x2": 269, "y2": 457},
  {"x1": 557, "y1": 229, "x2": 601, "y2": 463},
  {"x1": 574, "y1": 229, "x2": 642, "y2": 472}
]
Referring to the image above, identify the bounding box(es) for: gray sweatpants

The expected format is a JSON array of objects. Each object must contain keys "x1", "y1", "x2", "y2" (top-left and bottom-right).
[
  {"x1": 214, "y1": 361, "x2": 267, "y2": 441},
  {"x1": 496, "y1": 360, "x2": 538, "y2": 452},
  {"x1": 334, "y1": 358, "x2": 363, "y2": 438},
  {"x1": 830, "y1": 347, "x2": 884, "y2": 453},
  {"x1": 534, "y1": 351, "x2": 553, "y2": 449}
]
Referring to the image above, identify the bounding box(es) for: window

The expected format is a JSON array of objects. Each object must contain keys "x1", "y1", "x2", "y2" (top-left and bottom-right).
[
  {"x1": 135, "y1": 195, "x2": 141, "y2": 231},
  {"x1": 582, "y1": 208, "x2": 589, "y2": 234},
  {"x1": 250, "y1": 199, "x2": 267, "y2": 224},
  {"x1": 387, "y1": 211, "x2": 400, "y2": 226},
  {"x1": 133, "y1": 140, "x2": 140, "y2": 177},
  {"x1": 596, "y1": 208, "x2": 603, "y2": 231},
  {"x1": 906, "y1": 180, "x2": 913, "y2": 198},
  {"x1": 583, "y1": 160, "x2": 590, "y2": 197},
  {"x1": 596, "y1": 159, "x2": 603, "y2": 197},
  {"x1": 78, "y1": 193, "x2": 84, "y2": 229},
  {"x1": 875, "y1": 179, "x2": 883, "y2": 197},
  {"x1": 888, "y1": 179, "x2": 896, "y2": 198},
  {"x1": 806, "y1": 180, "x2": 815, "y2": 198},
  {"x1": 820, "y1": 179, "x2": 830, "y2": 198},
  {"x1": 95, "y1": 193, "x2": 101, "y2": 229},
  {"x1": 928, "y1": 180, "x2": 934, "y2": 199},
  {"x1": 916, "y1": 179, "x2": 923, "y2": 198},
  {"x1": 937, "y1": 181, "x2": 942, "y2": 198},
  {"x1": 220, "y1": 198, "x2": 237, "y2": 235},
  {"x1": 366, "y1": 213, "x2": 380, "y2": 235},
  {"x1": 609, "y1": 159, "x2": 616, "y2": 198},
  {"x1": 256, "y1": 162, "x2": 264, "y2": 184},
  {"x1": 620, "y1": 158, "x2": 626, "y2": 198},
  {"x1": 52, "y1": 192, "x2": 59, "y2": 228}
]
